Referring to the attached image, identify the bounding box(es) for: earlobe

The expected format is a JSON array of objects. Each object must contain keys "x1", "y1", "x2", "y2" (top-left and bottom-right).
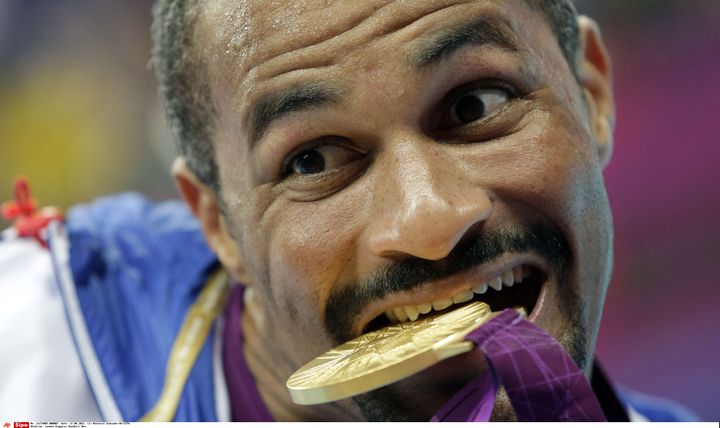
[
  {"x1": 172, "y1": 157, "x2": 249, "y2": 283},
  {"x1": 577, "y1": 16, "x2": 615, "y2": 168}
]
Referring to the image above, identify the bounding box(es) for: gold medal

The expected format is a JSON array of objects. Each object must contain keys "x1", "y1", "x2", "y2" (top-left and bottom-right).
[{"x1": 287, "y1": 302, "x2": 518, "y2": 405}]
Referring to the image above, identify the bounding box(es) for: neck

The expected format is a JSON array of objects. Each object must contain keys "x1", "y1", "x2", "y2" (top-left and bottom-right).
[{"x1": 240, "y1": 287, "x2": 359, "y2": 421}]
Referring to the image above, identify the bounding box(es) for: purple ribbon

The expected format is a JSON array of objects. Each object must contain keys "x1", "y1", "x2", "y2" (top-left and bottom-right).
[
  {"x1": 223, "y1": 285, "x2": 275, "y2": 421},
  {"x1": 432, "y1": 309, "x2": 607, "y2": 422}
]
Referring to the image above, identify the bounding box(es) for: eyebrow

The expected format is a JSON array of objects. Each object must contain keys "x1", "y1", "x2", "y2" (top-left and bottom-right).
[
  {"x1": 248, "y1": 82, "x2": 341, "y2": 146},
  {"x1": 246, "y1": 17, "x2": 519, "y2": 146},
  {"x1": 410, "y1": 16, "x2": 521, "y2": 68}
]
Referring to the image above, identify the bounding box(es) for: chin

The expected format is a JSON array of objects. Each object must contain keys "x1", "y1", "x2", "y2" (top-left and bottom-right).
[{"x1": 348, "y1": 274, "x2": 593, "y2": 422}]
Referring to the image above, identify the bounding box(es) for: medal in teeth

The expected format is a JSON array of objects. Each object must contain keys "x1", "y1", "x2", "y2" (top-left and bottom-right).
[{"x1": 286, "y1": 300, "x2": 526, "y2": 405}]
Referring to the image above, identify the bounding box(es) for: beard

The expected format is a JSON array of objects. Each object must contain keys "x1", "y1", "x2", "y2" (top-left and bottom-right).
[
  {"x1": 351, "y1": 314, "x2": 590, "y2": 421},
  {"x1": 323, "y1": 221, "x2": 591, "y2": 421}
]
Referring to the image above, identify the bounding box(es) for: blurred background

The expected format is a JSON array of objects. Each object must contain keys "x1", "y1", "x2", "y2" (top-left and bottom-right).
[{"x1": 1, "y1": 0, "x2": 718, "y2": 421}]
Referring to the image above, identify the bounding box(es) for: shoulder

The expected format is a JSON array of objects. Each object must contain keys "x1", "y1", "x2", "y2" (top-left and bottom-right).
[
  {"x1": 61, "y1": 193, "x2": 221, "y2": 421},
  {"x1": 64, "y1": 192, "x2": 216, "y2": 289},
  {"x1": 60, "y1": 191, "x2": 219, "y2": 357},
  {"x1": 619, "y1": 387, "x2": 700, "y2": 422},
  {"x1": 1, "y1": 192, "x2": 221, "y2": 421},
  {"x1": 66, "y1": 192, "x2": 205, "y2": 252}
]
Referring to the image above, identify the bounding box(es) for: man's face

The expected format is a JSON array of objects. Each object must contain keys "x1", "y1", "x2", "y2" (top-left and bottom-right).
[{"x1": 194, "y1": 0, "x2": 613, "y2": 421}]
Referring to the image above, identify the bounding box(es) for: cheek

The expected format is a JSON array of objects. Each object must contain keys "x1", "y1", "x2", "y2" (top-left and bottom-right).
[
  {"x1": 507, "y1": 111, "x2": 613, "y2": 318},
  {"x1": 525, "y1": 113, "x2": 612, "y2": 269},
  {"x1": 257, "y1": 189, "x2": 369, "y2": 360},
  {"x1": 479, "y1": 111, "x2": 612, "y2": 336},
  {"x1": 464, "y1": 107, "x2": 612, "y2": 289},
  {"x1": 462, "y1": 107, "x2": 601, "y2": 224}
]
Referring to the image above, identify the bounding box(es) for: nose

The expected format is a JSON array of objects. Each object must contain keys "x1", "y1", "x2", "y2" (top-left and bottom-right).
[{"x1": 366, "y1": 139, "x2": 493, "y2": 261}]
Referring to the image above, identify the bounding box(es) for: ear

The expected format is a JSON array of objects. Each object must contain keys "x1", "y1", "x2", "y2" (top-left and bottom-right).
[
  {"x1": 576, "y1": 16, "x2": 615, "y2": 168},
  {"x1": 172, "y1": 157, "x2": 249, "y2": 283}
]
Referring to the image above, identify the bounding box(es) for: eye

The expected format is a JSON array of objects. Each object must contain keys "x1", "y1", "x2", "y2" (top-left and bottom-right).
[
  {"x1": 443, "y1": 87, "x2": 511, "y2": 128},
  {"x1": 283, "y1": 142, "x2": 364, "y2": 176}
]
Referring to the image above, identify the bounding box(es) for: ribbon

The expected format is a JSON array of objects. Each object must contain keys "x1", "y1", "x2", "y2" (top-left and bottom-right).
[
  {"x1": 432, "y1": 309, "x2": 607, "y2": 422},
  {"x1": 2, "y1": 177, "x2": 63, "y2": 247}
]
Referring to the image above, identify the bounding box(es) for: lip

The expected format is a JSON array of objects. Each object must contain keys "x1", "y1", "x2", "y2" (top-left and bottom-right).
[
  {"x1": 528, "y1": 276, "x2": 548, "y2": 323},
  {"x1": 354, "y1": 252, "x2": 552, "y2": 337}
]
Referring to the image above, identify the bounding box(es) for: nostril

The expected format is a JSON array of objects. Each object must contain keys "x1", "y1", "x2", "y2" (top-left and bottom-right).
[
  {"x1": 368, "y1": 228, "x2": 462, "y2": 261},
  {"x1": 367, "y1": 155, "x2": 493, "y2": 260},
  {"x1": 367, "y1": 198, "x2": 492, "y2": 258}
]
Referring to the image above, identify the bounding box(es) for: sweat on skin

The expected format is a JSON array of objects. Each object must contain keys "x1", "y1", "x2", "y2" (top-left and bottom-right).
[{"x1": 170, "y1": 0, "x2": 615, "y2": 421}]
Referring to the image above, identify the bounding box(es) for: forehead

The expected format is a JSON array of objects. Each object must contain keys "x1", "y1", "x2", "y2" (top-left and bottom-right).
[{"x1": 196, "y1": 0, "x2": 554, "y2": 132}]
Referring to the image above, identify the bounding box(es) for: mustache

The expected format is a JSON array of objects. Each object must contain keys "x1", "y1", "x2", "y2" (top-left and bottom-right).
[{"x1": 324, "y1": 222, "x2": 573, "y2": 344}]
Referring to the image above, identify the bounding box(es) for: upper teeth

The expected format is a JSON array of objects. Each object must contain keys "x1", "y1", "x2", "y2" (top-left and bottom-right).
[{"x1": 384, "y1": 265, "x2": 527, "y2": 323}]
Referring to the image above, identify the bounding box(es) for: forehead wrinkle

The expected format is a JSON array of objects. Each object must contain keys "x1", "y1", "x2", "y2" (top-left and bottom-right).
[
  {"x1": 241, "y1": 1, "x2": 393, "y2": 88},
  {"x1": 409, "y1": 15, "x2": 522, "y2": 69},
  {"x1": 235, "y1": 1, "x2": 532, "y2": 146},
  {"x1": 245, "y1": 0, "x2": 477, "y2": 92}
]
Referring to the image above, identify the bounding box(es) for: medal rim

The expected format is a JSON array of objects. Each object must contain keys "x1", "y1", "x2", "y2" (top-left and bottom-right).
[{"x1": 287, "y1": 301, "x2": 500, "y2": 405}]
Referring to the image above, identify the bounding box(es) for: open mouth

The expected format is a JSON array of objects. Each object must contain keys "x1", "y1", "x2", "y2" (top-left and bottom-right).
[{"x1": 362, "y1": 264, "x2": 546, "y2": 334}]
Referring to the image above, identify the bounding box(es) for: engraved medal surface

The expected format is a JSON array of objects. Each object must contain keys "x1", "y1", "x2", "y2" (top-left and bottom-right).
[{"x1": 287, "y1": 301, "x2": 505, "y2": 405}]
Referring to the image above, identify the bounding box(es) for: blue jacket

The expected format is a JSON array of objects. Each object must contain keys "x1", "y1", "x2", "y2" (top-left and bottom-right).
[
  {"x1": 50, "y1": 193, "x2": 220, "y2": 421},
  {"x1": 26, "y1": 193, "x2": 696, "y2": 421}
]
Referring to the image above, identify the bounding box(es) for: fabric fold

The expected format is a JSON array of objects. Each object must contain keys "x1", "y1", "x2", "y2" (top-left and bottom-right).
[{"x1": 432, "y1": 309, "x2": 606, "y2": 422}]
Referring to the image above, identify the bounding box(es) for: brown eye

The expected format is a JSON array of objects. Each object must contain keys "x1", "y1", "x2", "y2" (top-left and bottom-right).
[
  {"x1": 284, "y1": 143, "x2": 364, "y2": 176},
  {"x1": 446, "y1": 88, "x2": 510, "y2": 127},
  {"x1": 290, "y1": 150, "x2": 326, "y2": 174}
]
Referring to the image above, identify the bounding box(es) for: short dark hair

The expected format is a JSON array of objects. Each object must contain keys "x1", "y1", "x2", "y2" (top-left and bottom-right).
[
  {"x1": 152, "y1": 0, "x2": 218, "y2": 190},
  {"x1": 152, "y1": 0, "x2": 579, "y2": 192}
]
